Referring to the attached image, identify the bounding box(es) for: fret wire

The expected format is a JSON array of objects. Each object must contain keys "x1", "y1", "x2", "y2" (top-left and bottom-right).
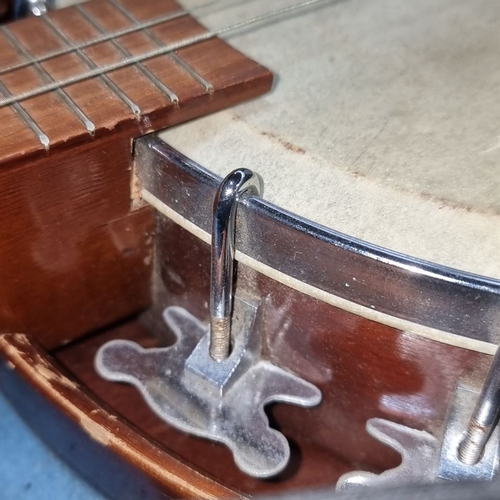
[
  {"x1": 0, "y1": 0, "x2": 226, "y2": 77},
  {"x1": 0, "y1": 8, "x2": 189, "y2": 76},
  {"x1": 0, "y1": 81, "x2": 49, "y2": 149},
  {"x1": 0, "y1": 0, "x2": 332, "y2": 109},
  {"x1": 42, "y1": 15, "x2": 142, "y2": 119},
  {"x1": 168, "y1": 52, "x2": 214, "y2": 93},
  {"x1": 1, "y1": 26, "x2": 96, "y2": 135},
  {"x1": 0, "y1": 28, "x2": 215, "y2": 109},
  {"x1": 107, "y1": 0, "x2": 214, "y2": 94},
  {"x1": 75, "y1": 4, "x2": 179, "y2": 105}
]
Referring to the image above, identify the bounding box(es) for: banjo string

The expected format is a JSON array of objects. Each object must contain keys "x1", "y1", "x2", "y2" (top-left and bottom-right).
[
  {"x1": 0, "y1": 0, "x2": 220, "y2": 76},
  {"x1": 0, "y1": 0, "x2": 332, "y2": 109}
]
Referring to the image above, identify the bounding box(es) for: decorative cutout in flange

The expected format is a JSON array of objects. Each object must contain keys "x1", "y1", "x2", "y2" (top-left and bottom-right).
[
  {"x1": 336, "y1": 418, "x2": 439, "y2": 490},
  {"x1": 96, "y1": 302, "x2": 321, "y2": 478}
]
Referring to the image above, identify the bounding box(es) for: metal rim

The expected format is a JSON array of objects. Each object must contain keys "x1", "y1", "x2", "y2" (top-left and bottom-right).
[{"x1": 136, "y1": 135, "x2": 500, "y2": 347}]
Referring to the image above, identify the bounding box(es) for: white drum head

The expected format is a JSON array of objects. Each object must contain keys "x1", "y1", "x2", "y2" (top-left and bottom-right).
[{"x1": 160, "y1": 0, "x2": 500, "y2": 280}]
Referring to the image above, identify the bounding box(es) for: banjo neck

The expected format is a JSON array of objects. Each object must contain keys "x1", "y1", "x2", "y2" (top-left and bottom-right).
[
  {"x1": 0, "y1": 0, "x2": 272, "y2": 164},
  {"x1": 0, "y1": 0, "x2": 272, "y2": 348}
]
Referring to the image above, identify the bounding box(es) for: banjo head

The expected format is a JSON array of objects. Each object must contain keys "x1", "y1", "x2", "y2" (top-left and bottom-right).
[{"x1": 160, "y1": 0, "x2": 500, "y2": 282}]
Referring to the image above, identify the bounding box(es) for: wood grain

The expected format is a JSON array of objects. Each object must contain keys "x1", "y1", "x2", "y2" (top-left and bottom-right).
[
  {"x1": 0, "y1": 2, "x2": 493, "y2": 498},
  {"x1": 0, "y1": 135, "x2": 154, "y2": 348},
  {"x1": 0, "y1": 0, "x2": 273, "y2": 164},
  {"x1": 0, "y1": 0, "x2": 272, "y2": 347},
  {"x1": 0, "y1": 333, "x2": 244, "y2": 499},
  {"x1": 53, "y1": 216, "x2": 492, "y2": 496}
]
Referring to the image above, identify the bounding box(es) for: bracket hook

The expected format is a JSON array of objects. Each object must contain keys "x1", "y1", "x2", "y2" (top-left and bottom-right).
[
  {"x1": 95, "y1": 168, "x2": 321, "y2": 478},
  {"x1": 210, "y1": 169, "x2": 262, "y2": 361}
]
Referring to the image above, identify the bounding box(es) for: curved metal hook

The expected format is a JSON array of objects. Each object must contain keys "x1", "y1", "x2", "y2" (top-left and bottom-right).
[{"x1": 210, "y1": 169, "x2": 263, "y2": 361}]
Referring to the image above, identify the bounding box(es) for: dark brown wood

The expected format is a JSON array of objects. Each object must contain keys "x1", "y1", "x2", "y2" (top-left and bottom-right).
[
  {"x1": 52, "y1": 215, "x2": 493, "y2": 497},
  {"x1": 0, "y1": 0, "x2": 273, "y2": 347},
  {"x1": 0, "y1": 0, "x2": 12, "y2": 21},
  {"x1": 0, "y1": 0, "x2": 273, "y2": 165},
  {"x1": 0, "y1": 135, "x2": 154, "y2": 348},
  {"x1": 0, "y1": 333, "x2": 244, "y2": 499}
]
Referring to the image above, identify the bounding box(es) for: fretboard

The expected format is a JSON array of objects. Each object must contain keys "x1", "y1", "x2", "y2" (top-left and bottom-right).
[{"x1": 0, "y1": 0, "x2": 272, "y2": 165}]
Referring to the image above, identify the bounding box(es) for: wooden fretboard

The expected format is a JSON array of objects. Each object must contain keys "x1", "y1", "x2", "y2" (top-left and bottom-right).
[{"x1": 0, "y1": 0, "x2": 273, "y2": 165}]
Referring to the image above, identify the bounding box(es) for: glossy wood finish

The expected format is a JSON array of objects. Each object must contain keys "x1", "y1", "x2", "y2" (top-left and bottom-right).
[
  {"x1": 0, "y1": 0, "x2": 272, "y2": 347},
  {"x1": 0, "y1": 0, "x2": 273, "y2": 164},
  {"x1": 0, "y1": 1, "x2": 274, "y2": 494},
  {"x1": 0, "y1": 135, "x2": 154, "y2": 348},
  {"x1": 52, "y1": 215, "x2": 493, "y2": 497},
  {"x1": 0, "y1": 333, "x2": 243, "y2": 499}
]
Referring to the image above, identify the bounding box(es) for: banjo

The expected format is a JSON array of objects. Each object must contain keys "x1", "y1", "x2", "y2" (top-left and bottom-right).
[{"x1": 1, "y1": 0, "x2": 500, "y2": 497}]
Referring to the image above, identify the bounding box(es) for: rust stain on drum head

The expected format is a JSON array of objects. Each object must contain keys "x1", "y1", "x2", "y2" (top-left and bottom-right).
[{"x1": 260, "y1": 131, "x2": 306, "y2": 155}]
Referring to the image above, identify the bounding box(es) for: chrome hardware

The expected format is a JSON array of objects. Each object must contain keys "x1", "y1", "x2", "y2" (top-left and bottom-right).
[
  {"x1": 26, "y1": 0, "x2": 47, "y2": 16},
  {"x1": 210, "y1": 169, "x2": 262, "y2": 361},
  {"x1": 439, "y1": 386, "x2": 500, "y2": 480},
  {"x1": 13, "y1": 0, "x2": 49, "y2": 17},
  {"x1": 336, "y1": 419, "x2": 439, "y2": 490},
  {"x1": 459, "y1": 347, "x2": 500, "y2": 465},
  {"x1": 337, "y1": 383, "x2": 500, "y2": 490},
  {"x1": 95, "y1": 168, "x2": 321, "y2": 477}
]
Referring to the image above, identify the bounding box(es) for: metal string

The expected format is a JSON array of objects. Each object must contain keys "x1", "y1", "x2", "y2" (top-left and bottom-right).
[
  {"x1": 106, "y1": 0, "x2": 214, "y2": 93},
  {"x1": 75, "y1": 3, "x2": 179, "y2": 104},
  {"x1": 0, "y1": 0, "x2": 331, "y2": 109},
  {"x1": 1, "y1": 24, "x2": 95, "y2": 134},
  {"x1": 0, "y1": 0, "x2": 221, "y2": 76}
]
